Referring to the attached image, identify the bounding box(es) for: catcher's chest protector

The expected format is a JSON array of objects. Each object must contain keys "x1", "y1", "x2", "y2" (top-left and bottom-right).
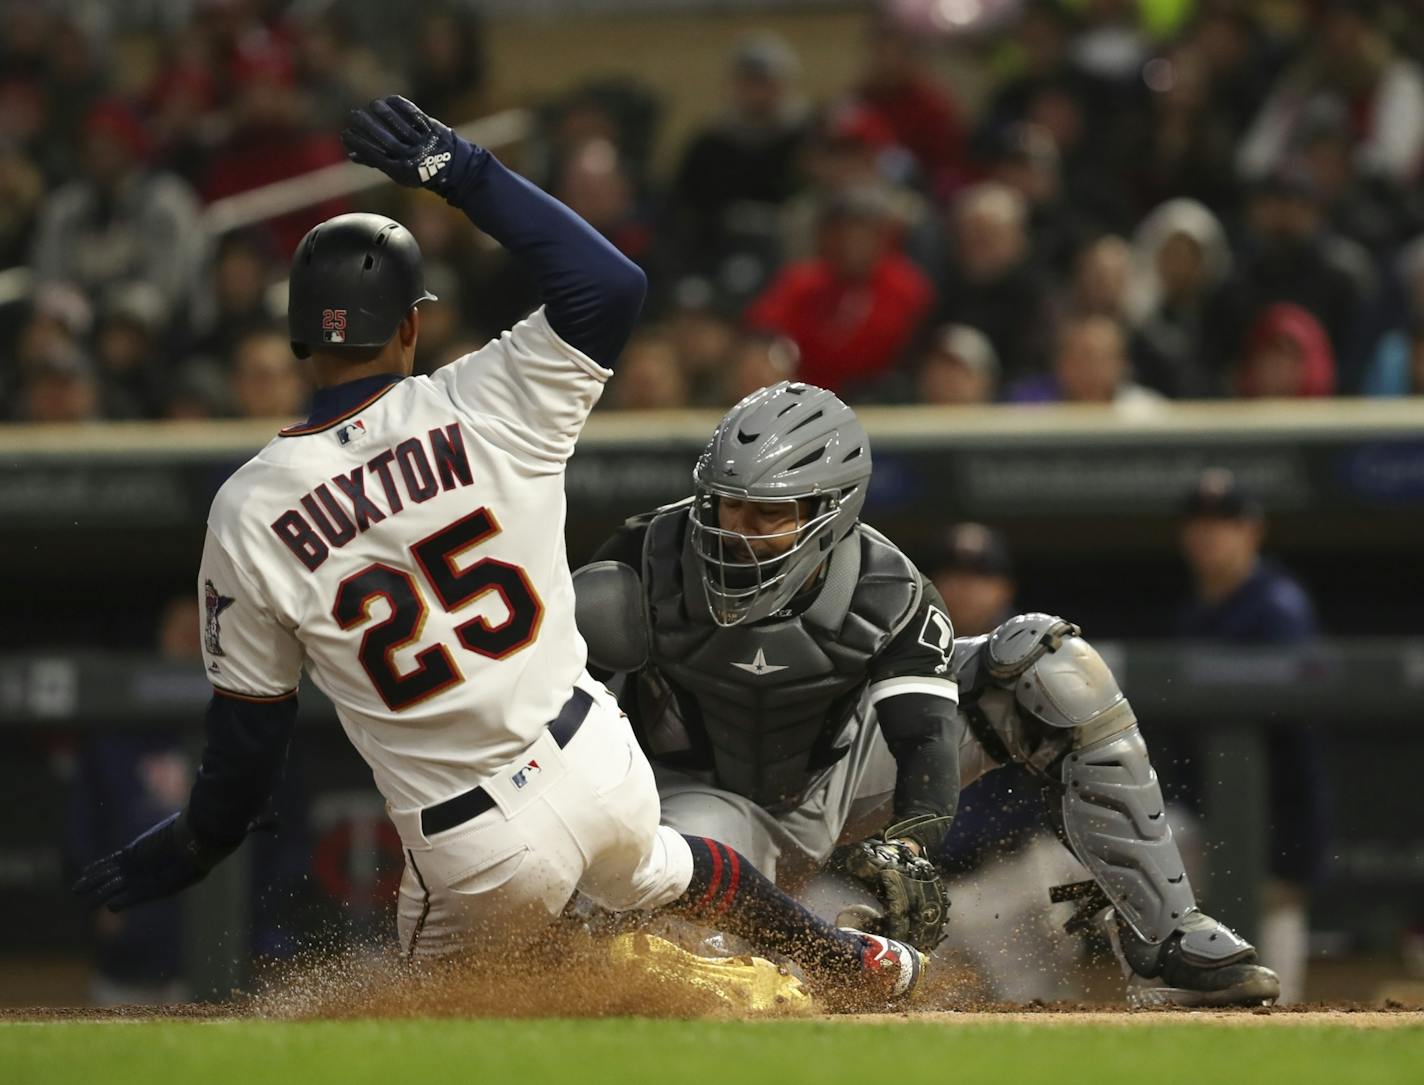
[{"x1": 641, "y1": 510, "x2": 920, "y2": 809}]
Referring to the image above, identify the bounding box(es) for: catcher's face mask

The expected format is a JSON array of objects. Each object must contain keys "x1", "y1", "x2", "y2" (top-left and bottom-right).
[{"x1": 690, "y1": 486, "x2": 839, "y2": 627}]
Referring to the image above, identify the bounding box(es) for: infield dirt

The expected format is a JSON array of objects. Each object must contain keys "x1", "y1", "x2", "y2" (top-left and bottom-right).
[{"x1": 2, "y1": 932, "x2": 1419, "y2": 1025}]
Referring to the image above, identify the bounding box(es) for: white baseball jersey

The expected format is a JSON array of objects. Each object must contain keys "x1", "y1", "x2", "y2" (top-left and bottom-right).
[{"x1": 198, "y1": 307, "x2": 611, "y2": 813}]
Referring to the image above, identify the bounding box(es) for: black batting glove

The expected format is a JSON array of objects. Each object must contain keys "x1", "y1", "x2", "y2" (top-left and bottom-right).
[
  {"x1": 73, "y1": 811, "x2": 233, "y2": 913},
  {"x1": 340, "y1": 95, "x2": 484, "y2": 196}
]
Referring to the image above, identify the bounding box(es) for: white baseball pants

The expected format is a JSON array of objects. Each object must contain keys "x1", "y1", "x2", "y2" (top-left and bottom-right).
[{"x1": 390, "y1": 677, "x2": 694, "y2": 959}]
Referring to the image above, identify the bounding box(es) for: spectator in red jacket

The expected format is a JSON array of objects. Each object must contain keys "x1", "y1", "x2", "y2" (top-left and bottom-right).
[{"x1": 745, "y1": 188, "x2": 933, "y2": 395}]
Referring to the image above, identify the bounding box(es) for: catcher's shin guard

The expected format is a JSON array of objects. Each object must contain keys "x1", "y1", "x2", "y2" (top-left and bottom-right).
[
  {"x1": 971, "y1": 615, "x2": 1278, "y2": 1005},
  {"x1": 1058, "y1": 725, "x2": 1279, "y2": 1006},
  {"x1": 1059, "y1": 724, "x2": 1195, "y2": 944}
]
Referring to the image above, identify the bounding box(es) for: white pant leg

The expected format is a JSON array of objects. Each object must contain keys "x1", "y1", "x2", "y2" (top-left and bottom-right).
[
  {"x1": 394, "y1": 684, "x2": 693, "y2": 959},
  {"x1": 567, "y1": 704, "x2": 694, "y2": 913}
]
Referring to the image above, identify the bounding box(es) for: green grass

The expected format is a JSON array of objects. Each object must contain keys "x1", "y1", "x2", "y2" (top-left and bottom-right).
[{"x1": 3, "y1": 1017, "x2": 1422, "y2": 1085}]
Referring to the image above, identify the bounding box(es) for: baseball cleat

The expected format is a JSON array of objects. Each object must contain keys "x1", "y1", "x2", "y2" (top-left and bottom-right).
[
  {"x1": 1108, "y1": 910, "x2": 1281, "y2": 1008},
  {"x1": 1126, "y1": 964, "x2": 1281, "y2": 1009},
  {"x1": 841, "y1": 928, "x2": 926, "y2": 1002}
]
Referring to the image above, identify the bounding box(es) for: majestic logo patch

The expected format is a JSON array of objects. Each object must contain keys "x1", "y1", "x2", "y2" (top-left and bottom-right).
[
  {"x1": 511, "y1": 759, "x2": 541, "y2": 789},
  {"x1": 204, "y1": 580, "x2": 235, "y2": 657},
  {"x1": 731, "y1": 647, "x2": 788, "y2": 677},
  {"x1": 321, "y1": 308, "x2": 347, "y2": 343},
  {"x1": 335, "y1": 419, "x2": 368, "y2": 446},
  {"x1": 918, "y1": 607, "x2": 954, "y2": 675},
  {"x1": 418, "y1": 151, "x2": 453, "y2": 183}
]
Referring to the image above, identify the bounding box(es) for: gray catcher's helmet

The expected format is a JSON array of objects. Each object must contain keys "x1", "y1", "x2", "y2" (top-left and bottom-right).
[{"x1": 690, "y1": 381, "x2": 871, "y2": 626}]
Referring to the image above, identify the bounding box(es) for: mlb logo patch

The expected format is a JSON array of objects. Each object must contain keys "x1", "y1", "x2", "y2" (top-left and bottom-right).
[
  {"x1": 511, "y1": 760, "x2": 541, "y2": 789},
  {"x1": 336, "y1": 419, "x2": 368, "y2": 446}
]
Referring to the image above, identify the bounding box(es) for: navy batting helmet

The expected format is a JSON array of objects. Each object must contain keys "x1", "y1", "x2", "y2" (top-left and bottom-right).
[{"x1": 287, "y1": 213, "x2": 437, "y2": 359}]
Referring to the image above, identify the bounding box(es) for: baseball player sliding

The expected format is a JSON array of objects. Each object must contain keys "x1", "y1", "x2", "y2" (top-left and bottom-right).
[{"x1": 74, "y1": 97, "x2": 923, "y2": 1004}]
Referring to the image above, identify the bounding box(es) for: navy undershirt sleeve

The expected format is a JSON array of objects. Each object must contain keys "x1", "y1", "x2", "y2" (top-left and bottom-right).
[
  {"x1": 186, "y1": 692, "x2": 298, "y2": 851},
  {"x1": 443, "y1": 151, "x2": 647, "y2": 369}
]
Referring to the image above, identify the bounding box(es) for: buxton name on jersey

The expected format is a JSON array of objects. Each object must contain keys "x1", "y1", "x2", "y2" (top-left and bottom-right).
[{"x1": 270, "y1": 422, "x2": 477, "y2": 572}]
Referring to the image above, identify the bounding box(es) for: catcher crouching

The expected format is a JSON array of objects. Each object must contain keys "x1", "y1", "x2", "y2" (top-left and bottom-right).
[{"x1": 574, "y1": 381, "x2": 1279, "y2": 1008}]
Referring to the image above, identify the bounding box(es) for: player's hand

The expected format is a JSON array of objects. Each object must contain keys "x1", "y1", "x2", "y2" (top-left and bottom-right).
[
  {"x1": 72, "y1": 811, "x2": 229, "y2": 913},
  {"x1": 831, "y1": 836, "x2": 950, "y2": 952},
  {"x1": 340, "y1": 95, "x2": 481, "y2": 195}
]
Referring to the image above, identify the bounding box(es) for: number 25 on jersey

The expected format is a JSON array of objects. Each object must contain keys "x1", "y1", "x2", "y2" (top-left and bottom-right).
[{"x1": 332, "y1": 508, "x2": 543, "y2": 710}]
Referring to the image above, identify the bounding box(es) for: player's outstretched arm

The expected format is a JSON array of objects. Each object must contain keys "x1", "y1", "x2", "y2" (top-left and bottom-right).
[
  {"x1": 73, "y1": 692, "x2": 297, "y2": 912},
  {"x1": 341, "y1": 95, "x2": 646, "y2": 369}
]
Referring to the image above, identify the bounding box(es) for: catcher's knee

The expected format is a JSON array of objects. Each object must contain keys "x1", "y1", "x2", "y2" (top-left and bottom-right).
[{"x1": 973, "y1": 615, "x2": 1138, "y2": 774}]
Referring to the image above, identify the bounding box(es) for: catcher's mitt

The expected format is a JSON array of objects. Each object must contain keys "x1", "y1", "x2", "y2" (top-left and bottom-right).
[{"x1": 831, "y1": 835, "x2": 950, "y2": 951}]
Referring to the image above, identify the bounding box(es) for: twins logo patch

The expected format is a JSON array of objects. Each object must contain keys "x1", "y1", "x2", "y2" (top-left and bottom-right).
[
  {"x1": 335, "y1": 419, "x2": 368, "y2": 446},
  {"x1": 918, "y1": 606, "x2": 954, "y2": 675},
  {"x1": 511, "y1": 760, "x2": 541, "y2": 790},
  {"x1": 204, "y1": 579, "x2": 235, "y2": 657}
]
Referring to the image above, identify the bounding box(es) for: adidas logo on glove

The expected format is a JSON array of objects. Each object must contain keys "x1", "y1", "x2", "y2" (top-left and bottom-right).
[{"x1": 418, "y1": 152, "x2": 452, "y2": 183}]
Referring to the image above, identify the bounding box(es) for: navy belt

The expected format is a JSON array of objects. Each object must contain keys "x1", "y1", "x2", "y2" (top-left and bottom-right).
[{"x1": 420, "y1": 687, "x2": 593, "y2": 837}]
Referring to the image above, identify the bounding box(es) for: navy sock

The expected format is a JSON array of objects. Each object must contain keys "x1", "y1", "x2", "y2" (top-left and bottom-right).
[{"x1": 668, "y1": 835, "x2": 865, "y2": 980}]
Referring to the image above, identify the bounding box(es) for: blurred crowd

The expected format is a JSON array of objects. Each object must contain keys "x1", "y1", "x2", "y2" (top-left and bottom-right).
[{"x1": 3, "y1": 0, "x2": 1424, "y2": 424}]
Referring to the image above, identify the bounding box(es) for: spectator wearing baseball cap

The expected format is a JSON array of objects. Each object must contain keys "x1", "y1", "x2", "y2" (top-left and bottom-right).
[
  {"x1": 926, "y1": 522, "x2": 1016, "y2": 638},
  {"x1": 1363, "y1": 312, "x2": 1424, "y2": 398},
  {"x1": 95, "y1": 282, "x2": 169, "y2": 418},
  {"x1": 1173, "y1": 467, "x2": 1331, "y2": 1003},
  {"x1": 200, "y1": 42, "x2": 352, "y2": 257},
  {"x1": 915, "y1": 323, "x2": 999, "y2": 405}
]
